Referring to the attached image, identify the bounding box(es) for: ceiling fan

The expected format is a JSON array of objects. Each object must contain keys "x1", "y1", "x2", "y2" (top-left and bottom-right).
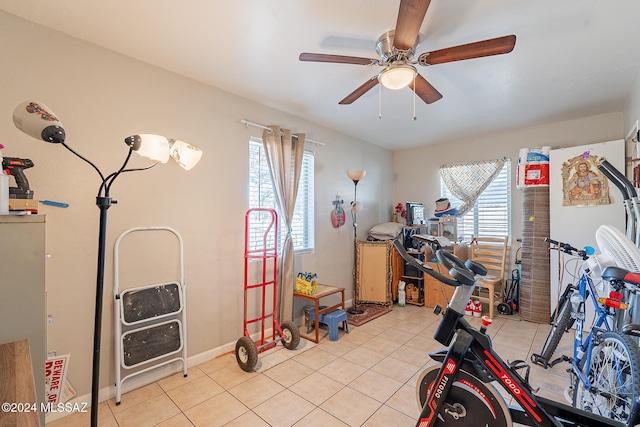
[{"x1": 299, "y1": 0, "x2": 516, "y2": 105}]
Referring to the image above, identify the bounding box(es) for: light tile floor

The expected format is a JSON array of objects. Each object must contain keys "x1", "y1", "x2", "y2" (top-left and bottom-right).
[{"x1": 47, "y1": 304, "x2": 574, "y2": 427}]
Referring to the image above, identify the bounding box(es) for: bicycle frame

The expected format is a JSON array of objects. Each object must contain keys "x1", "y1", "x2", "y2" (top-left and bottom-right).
[
  {"x1": 533, "y1": 238, "x2": 620, "y2": 369},
  {"x1": 568, "y1": 272, "x2": 615, "y2": 391}
]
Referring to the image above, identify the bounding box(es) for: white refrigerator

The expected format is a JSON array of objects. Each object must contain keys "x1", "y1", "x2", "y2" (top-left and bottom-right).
[{"x1": 548, "y1": 139, "x2": 625, "y2": 313}]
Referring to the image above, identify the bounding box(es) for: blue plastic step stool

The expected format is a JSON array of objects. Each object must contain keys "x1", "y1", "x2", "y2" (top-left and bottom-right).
[{"x1": 308, "y1": 308, "x2": 349, "y2": 341}]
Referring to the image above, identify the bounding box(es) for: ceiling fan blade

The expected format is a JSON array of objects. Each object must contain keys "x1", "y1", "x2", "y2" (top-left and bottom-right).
[
  {"x1": 420, "y1": 35, "x2": 516, "y2": 65},
  {"x1": 394, "y1": 0, "x2": 432, "y2": 51},
  {"x1": 408, "y1": 74, "x2": 443, "y2": 104},
  {"x1": 339, "y1": 77, "x2": 379, "y2": 104},
  {"x1": 299, "y1": 52, "x2": 376, "y2": 65}
]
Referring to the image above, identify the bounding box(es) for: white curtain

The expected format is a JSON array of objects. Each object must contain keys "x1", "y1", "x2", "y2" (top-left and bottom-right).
[
  {"x1": 262, "y1": 126, "x2": 305, "y2": 322},
  {"x1": 440, "y1": 158, "x2": 505, "y2": 216}
]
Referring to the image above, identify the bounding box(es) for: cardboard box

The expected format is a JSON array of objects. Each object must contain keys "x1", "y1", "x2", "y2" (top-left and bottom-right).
[
  {"x1": 9, "y1": 198, "x2": 39, "y2": 211},
  {"x1": 295, "y1": 274, "x2": 318, "y2": 295}
]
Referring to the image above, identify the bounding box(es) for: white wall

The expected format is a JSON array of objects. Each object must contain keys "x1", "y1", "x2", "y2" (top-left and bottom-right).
[
  {"x1": 0, "y1": 12, "x2": 394, "y2": 402},
  {"x1": 393, "y1": 113, "x2": 624, "y2": 264}
]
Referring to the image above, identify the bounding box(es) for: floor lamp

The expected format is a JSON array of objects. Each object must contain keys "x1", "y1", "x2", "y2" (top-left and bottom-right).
[
  {"x1": 346, "y1": 169, "x2": 365, "y2": 315},
  {"x1": 12, "y1": 101, "x2": 203, "y2": 427}
]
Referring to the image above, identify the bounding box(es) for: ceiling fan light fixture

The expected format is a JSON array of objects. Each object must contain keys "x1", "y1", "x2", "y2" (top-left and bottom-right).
[{"x1": 379, "y1": 64, "x2": 416, "y2": 90}]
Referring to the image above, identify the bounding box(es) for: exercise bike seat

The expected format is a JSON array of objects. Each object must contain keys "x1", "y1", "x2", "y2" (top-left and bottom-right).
[{"x1": 602, "y1": 265, "x2": 640, "y2": 285}]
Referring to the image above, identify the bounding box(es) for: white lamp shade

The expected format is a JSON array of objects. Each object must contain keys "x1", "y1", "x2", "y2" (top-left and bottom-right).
[
  {"x1": 170, "y1": 139, "x2": 203, "y2": 170},
  {"x1": 13, "y1": 101, "x2": 66, "y2": 143},
  {"x1": 351, "y1": 201, "x2": 363, "y2": 214},
  {"x1": 379, "y1": 65, "x2": 416, "y2": 90},
  {"x1": 346, "y1": 169, "x2": 366, "y2": 182},
  {"x1": 125, "y1": 134, "x2": 170, "y2": 163}
]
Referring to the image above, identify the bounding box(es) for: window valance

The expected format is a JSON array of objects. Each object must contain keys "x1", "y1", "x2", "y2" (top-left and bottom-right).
[{"x1": 439, "y1": 158, "x2": 506, "y2": 216}]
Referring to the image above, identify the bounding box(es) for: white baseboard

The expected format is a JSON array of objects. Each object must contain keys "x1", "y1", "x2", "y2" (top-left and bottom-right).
[
  {"x1": 44, "y1": 329, "x2": 273, "y2": 423},
  {"x1": 45, "y1": 300, "x2": 357, "y2": 424}
]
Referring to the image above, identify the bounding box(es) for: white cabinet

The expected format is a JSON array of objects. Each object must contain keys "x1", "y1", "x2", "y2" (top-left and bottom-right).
[
  {"x1": 426, "y1": 217, "x2": 457, "y2": 242},
  {"x1": 0, "y1": 215, "x2": 46, "y2": 424}
]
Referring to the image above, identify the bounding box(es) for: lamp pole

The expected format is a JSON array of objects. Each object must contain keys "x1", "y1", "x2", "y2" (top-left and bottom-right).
[
  {"x1": 351, "y1": 182, "x2": 358, "y2": 238},
  {"x1": 90, "y1": 197, "x2": 111, "y2": 426}
]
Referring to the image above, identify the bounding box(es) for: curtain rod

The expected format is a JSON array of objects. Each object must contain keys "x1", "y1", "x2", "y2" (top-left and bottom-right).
[{"x1": 240, "y1": 119, "x2": 326, "y2": 146}]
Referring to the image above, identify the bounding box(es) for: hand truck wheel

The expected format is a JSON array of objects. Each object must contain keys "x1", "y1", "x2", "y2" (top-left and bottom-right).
[
  {"x1": 497, "y1": 302, "x2": 513, "y2": 315},
  {"x1": 280, "y1": 320, "x2": 301, "y2": 350},
  {"x1": 235, "y1": 336, "x2": 258, "y2": 372}
]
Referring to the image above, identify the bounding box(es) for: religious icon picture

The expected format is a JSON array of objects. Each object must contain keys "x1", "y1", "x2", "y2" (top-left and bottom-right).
[{"x1": 561, "y1": 153, "x2": 610, "y2": 206}]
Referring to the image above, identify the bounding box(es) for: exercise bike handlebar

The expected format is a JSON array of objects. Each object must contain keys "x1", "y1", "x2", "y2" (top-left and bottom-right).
[
  {"x1": 598, "y1": 162, "x2": 632, "y2": 200},
  {"x1": 599, "y1": 157, "x2": 638, "y2": 199},
  {"x1": 392, "y1": 238, "x2": 463, "y2": 287}
]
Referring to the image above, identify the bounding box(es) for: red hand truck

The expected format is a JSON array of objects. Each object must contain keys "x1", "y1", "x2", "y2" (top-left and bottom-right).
[{"x1": 235, "y1": 208, "x2": 300, "y2": 371}]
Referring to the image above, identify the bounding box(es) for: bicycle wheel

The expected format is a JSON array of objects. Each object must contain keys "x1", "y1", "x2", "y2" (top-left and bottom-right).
[
  {"x1": 573, "y1": 332, "x2": 640, "y2": 426},
  {"x1": 416, "y1": 364, "x2": 511, "y2": 426},
  {"x1": 535, "y1": 296, "x2": 573, "y2": 364}
]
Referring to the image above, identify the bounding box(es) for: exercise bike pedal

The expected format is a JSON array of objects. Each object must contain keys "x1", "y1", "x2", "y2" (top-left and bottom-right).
[
  {"x1": 508, "y1": 359, "x2": 538, "y2": 393},
  {"x1": 530, "y1": 352, "x2": 568, "y2": 369}
]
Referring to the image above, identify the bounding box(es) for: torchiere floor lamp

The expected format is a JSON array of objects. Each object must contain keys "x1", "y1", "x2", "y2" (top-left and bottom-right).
[
  {"x1": 12, "y1": 101, "x2": 202, "y2": 427},
  {"x1": 346, "y1": 169, "x2": 366, "y2": 315}
]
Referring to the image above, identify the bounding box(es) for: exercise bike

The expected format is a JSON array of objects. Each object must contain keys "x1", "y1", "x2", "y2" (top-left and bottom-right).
[{"x1": 393, "y1": 238, "x2": 631, "y2": 427}]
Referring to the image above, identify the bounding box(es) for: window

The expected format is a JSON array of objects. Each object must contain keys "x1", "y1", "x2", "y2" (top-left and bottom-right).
[
  {"x1": 440, "y1": 161, "x2": 511, "y2": 240},
  {"x1": 248, "y1": 138, "x2": 314, "y2": 253}
]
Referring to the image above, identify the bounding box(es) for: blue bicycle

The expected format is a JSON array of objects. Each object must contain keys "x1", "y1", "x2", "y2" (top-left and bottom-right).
[{"x1": 532, "y1": 238, "x2": 640, "y2": 426}]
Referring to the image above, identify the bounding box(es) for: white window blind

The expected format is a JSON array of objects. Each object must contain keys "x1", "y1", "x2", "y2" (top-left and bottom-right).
[
  {"x1": 441, "y1": 161, "x2": 511, "y2": 240},
  {"x1": 248, "y1": 138, "x2": 315, "y2": 253}
]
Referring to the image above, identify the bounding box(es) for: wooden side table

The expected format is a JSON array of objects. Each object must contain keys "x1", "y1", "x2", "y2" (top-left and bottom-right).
[{"x1": 294, "y1": 285, "x2": 345, "y2": 343}]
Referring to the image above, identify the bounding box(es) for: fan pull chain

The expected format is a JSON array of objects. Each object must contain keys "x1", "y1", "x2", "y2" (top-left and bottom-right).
[
  {"x1": 412, "y1": 73, "x2": 417, "y2": 121},
  {"x1": 378, "y1": 83, "x2": 382, "y2": 119}
]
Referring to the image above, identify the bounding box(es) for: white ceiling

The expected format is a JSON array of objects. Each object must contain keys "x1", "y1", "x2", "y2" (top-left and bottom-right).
[{"x1": 2, "y1": 0, "x2": 640, "y2": 150}]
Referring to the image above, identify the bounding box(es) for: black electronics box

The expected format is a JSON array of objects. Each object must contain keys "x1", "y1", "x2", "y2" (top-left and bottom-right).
[
  {"x1": 404, "y1": 252, "x2": 425, "y2": 278},
  {"x1": 403, "y1": 226, "x2": 427, "y2": 250},
  {"x1": 406, "y1": 201, "x2": 425, "y2": 225}
]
